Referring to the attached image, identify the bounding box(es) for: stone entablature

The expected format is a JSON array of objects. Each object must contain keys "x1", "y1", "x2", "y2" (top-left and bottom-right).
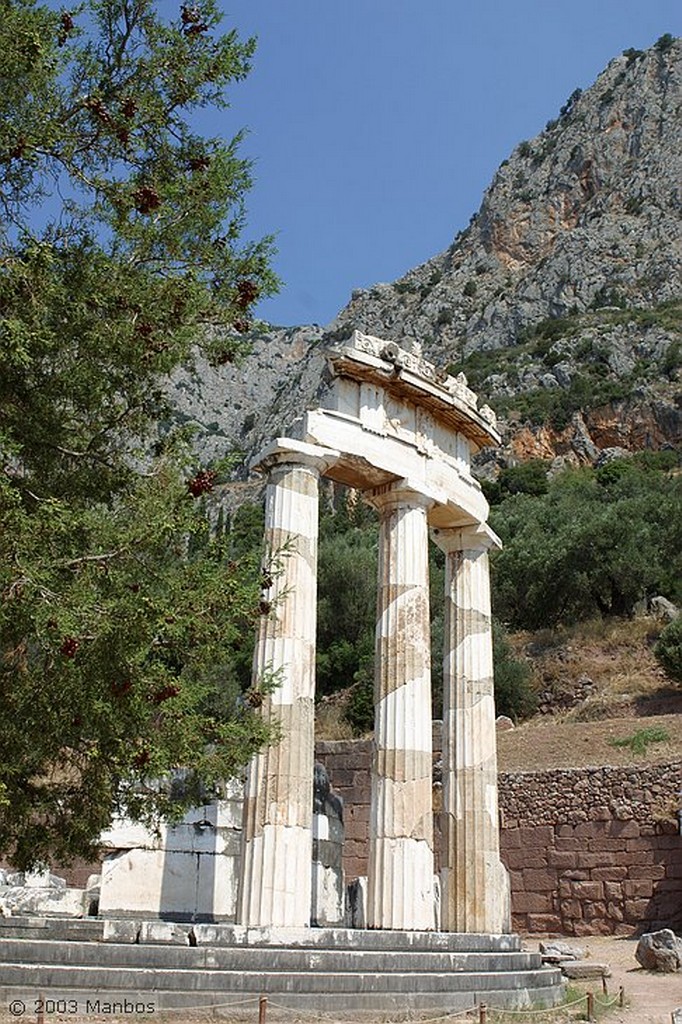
[{"x1": 278, "y1": 330, "x2": 499, "y2": 531}]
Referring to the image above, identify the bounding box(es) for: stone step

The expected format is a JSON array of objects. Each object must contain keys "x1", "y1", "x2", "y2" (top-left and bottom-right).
[
  {"x1": 0, "y1": 982, "x2": 567, "y2": 1015},
  {"x1": 0, "y1": 937, "x2": 544, "y2": 974},
  {"x1": 0, "y1": 919, "x2": 566, "y2": 1013},
  {"x1": 0, "y1": 961, "x2": 564, "y2": 996},
  {"x1": 0, "y1": 916, "x2": 523, "y2": 951},
  {"x1": 0, "y1": 917, "x2": 104, "y2": 942}
]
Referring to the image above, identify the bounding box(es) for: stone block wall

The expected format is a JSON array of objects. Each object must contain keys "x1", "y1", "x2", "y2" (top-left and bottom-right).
[
  {"x1": 315, "y1": 740, "x2": 372, "y2": 883},
  {"x1": 500, "y1": 763, "x2": 682, "y2": 936},
  {"x1": 315, "y1": 739, "x2": 682, "y2": 936}
]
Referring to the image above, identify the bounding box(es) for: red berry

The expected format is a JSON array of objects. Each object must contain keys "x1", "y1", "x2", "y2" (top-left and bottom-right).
[
  {"x1": 133, "y1": 185, "x2": 161, "y2": 215},
  {"x1": 60, "y1": 637, "x2": 79, "y2": 658},
  {"x1": 187, "y1": 469, "x2": 217, "y2": 496}
]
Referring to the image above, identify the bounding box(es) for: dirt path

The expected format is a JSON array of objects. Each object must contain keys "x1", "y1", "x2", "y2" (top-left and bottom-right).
[{"x1": 561, "y1": 935, "x2": 682, "y2": 1024}]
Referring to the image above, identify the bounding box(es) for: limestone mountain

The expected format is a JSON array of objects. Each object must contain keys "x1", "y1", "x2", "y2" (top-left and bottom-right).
[{"x1": 171, "y1": 36, "x2": 681, "y2": 476}]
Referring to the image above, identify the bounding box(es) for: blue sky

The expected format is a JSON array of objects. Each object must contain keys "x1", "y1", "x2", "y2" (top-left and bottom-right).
[{"x1": 207, "y1": 3, "x2": 680, "y2": 328}]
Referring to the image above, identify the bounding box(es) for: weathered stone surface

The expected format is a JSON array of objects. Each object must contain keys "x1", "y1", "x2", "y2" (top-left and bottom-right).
[
  {"x1": 561, "y1": 961, "x2": 611, "y2": 979},
  {"x1": 0, "y1": 884, "x2": 85, "y2": 918},
  {"x1": 635, "y1": 929, "x2": 682, "y2": 972},
  {"x1": 539, "y1": 940, "x2": 585, "y2": 961},
  {"x1": 366, "y1": 483, "x2": 435, "y2": 931},
  {"x1": 435, "y1": 526, "x2": 510, "y2": 934},
  {"x1": 344, "y1": 877, "x2": 368, "y2": 929},
  {"x1": 311, "y1": 764, "x2": 345, "y2": 927},
  {"x1": 98, "y1": 790, "x2": 244, "y2": 922},
  {"x1": 238, "y1": 452, "x2": 327, "y2": 929},
  {"x1": 649, "y1": 595, "x2": 679, "y2": 621}
]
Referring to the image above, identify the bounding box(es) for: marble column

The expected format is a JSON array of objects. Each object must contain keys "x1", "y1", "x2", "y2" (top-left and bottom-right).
[
  {"x1": 237, "y1": 454, "x2": 324, "y2": 929},
  {"x1": 433, "y1": 525, "x2": 510, "y2": 934},
  {"x1": 366, "y1": 483, "x2": 435, "y2": 930}
]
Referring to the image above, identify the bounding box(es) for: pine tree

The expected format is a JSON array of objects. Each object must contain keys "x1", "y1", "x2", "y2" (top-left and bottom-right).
[{"x1": 0, "y1": 0, "x2": 278, "y2": 868}]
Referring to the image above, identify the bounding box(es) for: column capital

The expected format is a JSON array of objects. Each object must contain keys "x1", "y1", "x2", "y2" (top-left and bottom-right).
[
  {"x1": 363, "y1": 477, "x2": 441, "y2": 515},
  {"x1": 431, "y1": 521, "x2": 502, "y2": 554},
  {"x1": 250, "y1": 437, "x2": 340, "y2": 476}
]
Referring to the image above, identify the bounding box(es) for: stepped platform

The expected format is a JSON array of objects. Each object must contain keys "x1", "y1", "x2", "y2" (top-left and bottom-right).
[{"x1": 0, "y1": 917, "x2": 565, "y2": 1014}]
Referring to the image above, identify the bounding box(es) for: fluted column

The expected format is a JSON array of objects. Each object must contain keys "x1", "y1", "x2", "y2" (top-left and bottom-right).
[
  {"x1": 433, "y1": 525, "x2": 510, "y2": 934},
  {"x1": 237, "y1": 454, "x2": 324, "y2": 929},
  {"x1": 366, "y1": 483, "x2": 435, "y2": 930}
]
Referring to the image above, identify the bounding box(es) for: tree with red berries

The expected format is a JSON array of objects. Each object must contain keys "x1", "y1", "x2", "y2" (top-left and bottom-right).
[{"x1": 0, "y1": 0, "x2": 279, "y2": 868}]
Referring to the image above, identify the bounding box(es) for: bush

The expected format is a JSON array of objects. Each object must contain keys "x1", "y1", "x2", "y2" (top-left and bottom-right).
[
  {"x1": 493, "y1": 620, "x2": 537, "y2": 721},
  {"x1": 655, "y1": 33, "x2": 675, "y2": 53},
  {"x1": 654, "y1": 617, "x2": 682, "y2": 683},
  {"x1": 490, "y1": 464, "x2": 682, "y2": 628},
  {"x1": 344, "y1": 666, "x2": 374, "y2": 734}
]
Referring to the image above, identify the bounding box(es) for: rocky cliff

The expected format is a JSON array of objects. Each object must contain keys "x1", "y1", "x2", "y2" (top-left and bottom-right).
[{"x1": 173, "y1": 37, "x2": 681, "y2": 477}]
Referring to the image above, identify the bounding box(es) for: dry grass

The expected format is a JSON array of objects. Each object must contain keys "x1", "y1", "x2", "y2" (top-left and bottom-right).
[
  {"x1": 315, "y1": 692, "x2": 355, "y2": 741},
  {"x1": 498, "y1": 616, "x2": 682, "y2": 771},
  {"x1": 515, "y1": 616, "x2": 670, "y2": 713},
  {"x1": 497, "y1": 711, "x2": 682, "y2": 772}
]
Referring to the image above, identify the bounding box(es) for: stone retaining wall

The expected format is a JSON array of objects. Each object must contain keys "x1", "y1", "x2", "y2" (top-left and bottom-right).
[
  {"x1": 500, "y1": 763, "x2": 681, "y2": 935},
  {"x1": 315, "y1": 740, "x2": 682, "y2": 935}
]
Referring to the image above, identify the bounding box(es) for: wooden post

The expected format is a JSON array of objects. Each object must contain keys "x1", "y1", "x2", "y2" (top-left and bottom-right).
[
  {"x1": 36, "y1": 996, "x2": 45, "y2": 1024},
  {"x1": 602, "y1": 974, "x2": 608, "y2": 995},
  {"x1": 586, "y1": 990, "x2": 595, "y2": 1022},
  {"x1": 619, "y1": 986, "x2": 625, "y2": 1008},
  {"x1": 479, "y1": 1003, "x2": 487, "y2": 1024},
  {"x1": 258, "y1": 994, "x2": 268, "y2": 1024}
]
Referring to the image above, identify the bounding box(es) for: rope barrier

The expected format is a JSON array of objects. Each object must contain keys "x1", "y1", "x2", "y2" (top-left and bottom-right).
[
  {"x1": 484, "y1": 991, "x2": 588, "y2": 1016},
  {"x1": 594, "y1": 992, "x2": 622, "y2": 1007},
  {"x1": 251, "y1": 998, "x2": 478, "y2": 1024},
  {"x1": 155, "y1": 994, "x2": 261, "y2": 1012},
  {"x1": 145, "y1": 980, "x2": 627, "y2": 1023}
]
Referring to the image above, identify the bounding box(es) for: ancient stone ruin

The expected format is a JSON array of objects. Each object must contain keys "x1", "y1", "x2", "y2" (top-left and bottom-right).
[
  {"x1": 238, "y1": 328, "x2": 510, "y2": 933},
  {"x1": 1, "y1": 333, "x2": 566, "y2": 1013}
]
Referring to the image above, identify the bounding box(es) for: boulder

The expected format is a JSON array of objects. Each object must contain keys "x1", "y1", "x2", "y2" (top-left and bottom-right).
[
  {"x1": 496, "y1": 715, "x2": 515, "y2": 731},
  {"x1": 649, "y1": 596, "x2": 679, "y2": 622},
  {"x1": 635, "y1": 929, "x2": 681, "y2": 973}
]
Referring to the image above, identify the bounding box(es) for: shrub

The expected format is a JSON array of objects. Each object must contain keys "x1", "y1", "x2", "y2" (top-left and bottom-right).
[
  {"x1": 344, "y1": 668, "x2": 374, "y2": 735},
  {"x1": 493, "y1": 620, "x2": 537, "y2": 721},
  {"x1": 655, "y1": 33, "x2": 675, "y2": 53},
  {"x1": 654, "y1": 617, "x2": 682, "y2": 683},
  {"x1": 463, "y1": 281, "x2": 477, "y2": 298}
]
